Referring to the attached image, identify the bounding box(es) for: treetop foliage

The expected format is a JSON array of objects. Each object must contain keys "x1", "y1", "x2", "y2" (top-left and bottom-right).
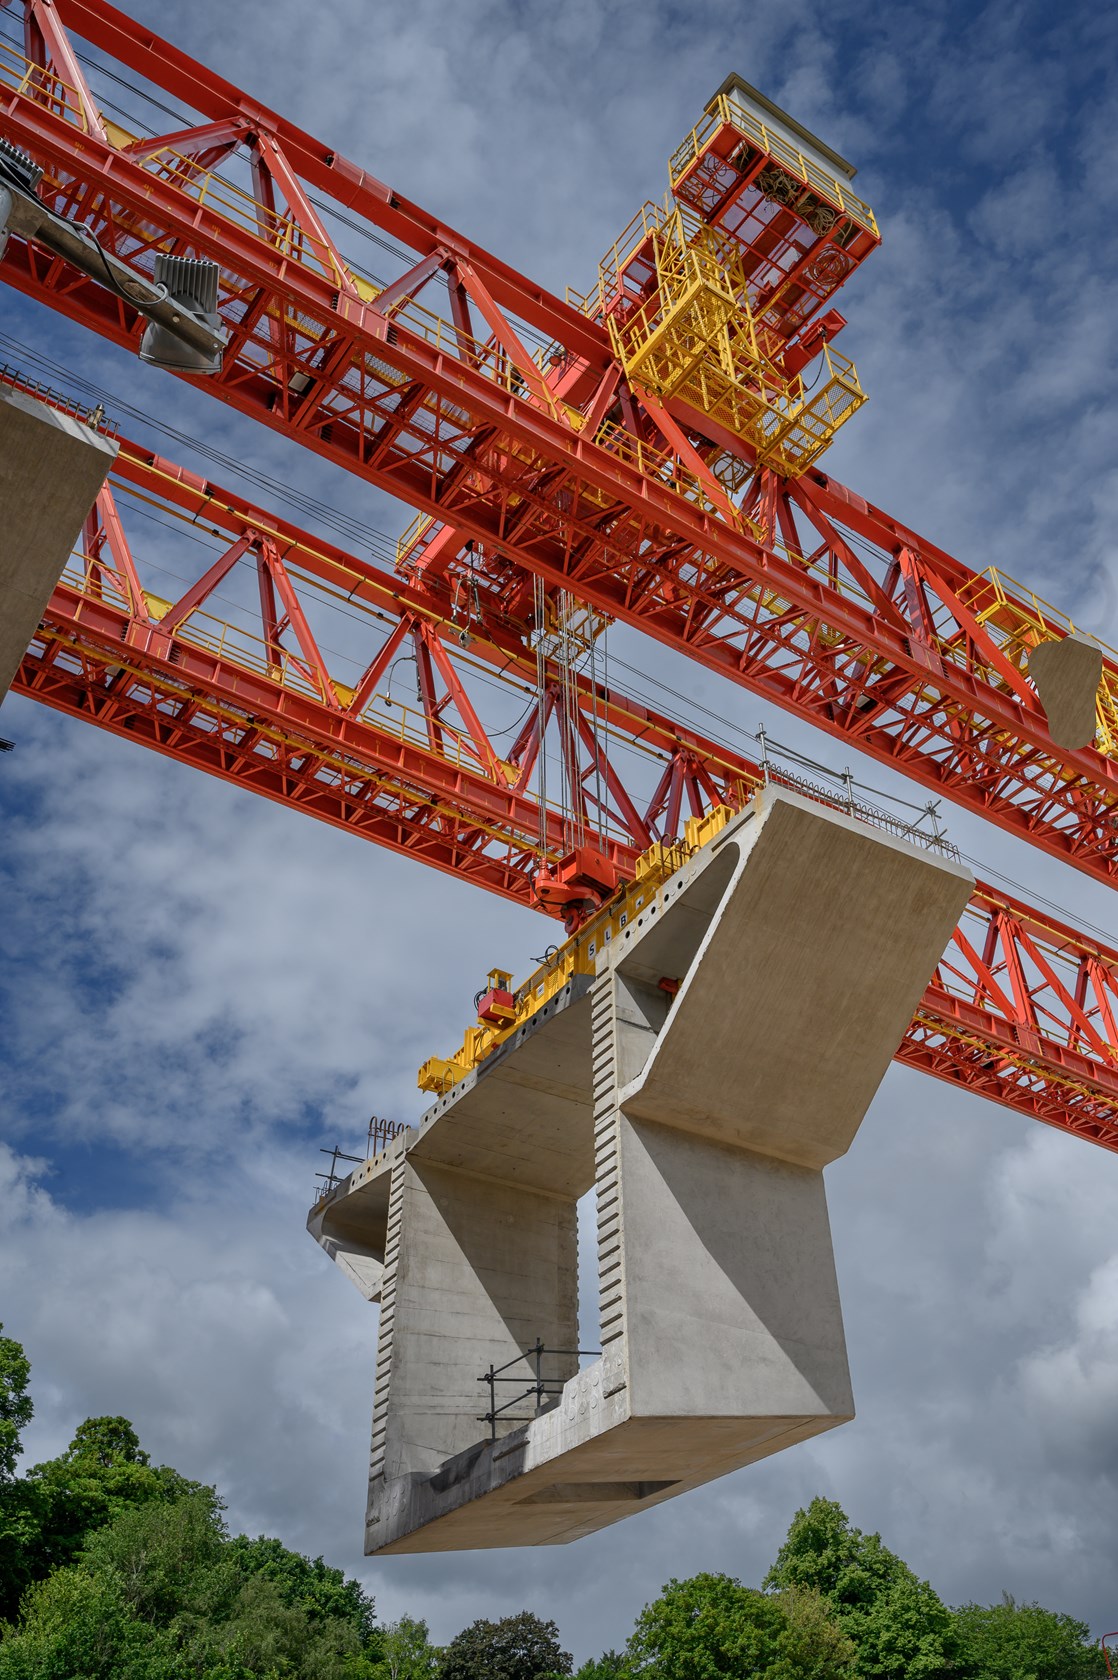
[
  {"x1": 623, "y1": 1571, "x2": 855, "y2": 1680},
  {"x1": 952, "y1": 1595, "x2": 1106, "y2": 1680},
  {"x1": 765, "y1": 1496, "x2": 956, "y2": 1680},
  {"x1": 0, "y1": 1327, "x2": 33, "y2": 1485},
  {"x1": 438, "y1": 1611, "x2": 572, "y2": 1680},
  {"x1": 0, "y1": 1329, "x2": 1107, "y2": 1680}
]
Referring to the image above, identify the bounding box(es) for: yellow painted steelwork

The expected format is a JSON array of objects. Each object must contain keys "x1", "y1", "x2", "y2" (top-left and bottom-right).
[
  {"x1": 416, "y1": 807, "x2": 736, "y2": 1096},
  {"x1": 958, "y1": 567, "x2": 1111, "y2": 754},
  {"x1": 598, "y1": 205, "x2": 866, "y2": 477}
]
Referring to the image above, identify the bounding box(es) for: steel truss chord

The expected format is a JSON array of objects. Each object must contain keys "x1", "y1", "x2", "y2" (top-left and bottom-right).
[
  {"x1": 0, "y1": 0, "x2": 1114, "y2": 889},
  {"x1": 11, "y1": 433, "x2": 1118, "y2": 1150}
]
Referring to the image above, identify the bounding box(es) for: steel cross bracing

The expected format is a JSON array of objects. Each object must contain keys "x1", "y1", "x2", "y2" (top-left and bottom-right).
[
  {"x1": 0, "y1": 0, "x2": 1116, "y2": 884},
  {"x1": 12, "y1": 426, "x2": 1118, "y2": 1150},
  {"x1": 1, "y1": 1, "x2": 1116, "y2": 1151}
]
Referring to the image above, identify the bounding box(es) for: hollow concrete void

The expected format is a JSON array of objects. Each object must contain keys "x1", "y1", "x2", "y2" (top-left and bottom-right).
[
  {"x1": 0, "y1": 384, "x2": 118, "y2": 702},
  {"x1": 309, "y1": 788, "x2": 974, "y2": 1551}
]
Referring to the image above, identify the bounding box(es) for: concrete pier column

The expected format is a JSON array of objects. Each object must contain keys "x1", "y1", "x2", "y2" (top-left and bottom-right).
[
  {"x1": 616, "y1": 1116, "x2": 852, "y2": 1450},
  {"x1": 370, "y1": 1157, "x2": 579, "y2": 1481}
]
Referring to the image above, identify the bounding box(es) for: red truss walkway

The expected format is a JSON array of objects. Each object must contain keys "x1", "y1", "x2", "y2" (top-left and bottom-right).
[
  {"x1": 13, "y1": 431, "x2": 1118, "y2": 1151},
  {"x1": 0, "y1": 0, "x2": 1114, "y2": 885}
]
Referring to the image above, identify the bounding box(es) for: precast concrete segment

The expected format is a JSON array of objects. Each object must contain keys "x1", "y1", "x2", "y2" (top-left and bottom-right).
[
  {"x1": 308, "y1": 789, "x2": 974, "y2": 1552},
  {"x1": 0, "y1": 387, "x2": 118, "y2": 701},
  {"x1": 1028, "y1": 633, "x2": 1104, "y2": 752}
]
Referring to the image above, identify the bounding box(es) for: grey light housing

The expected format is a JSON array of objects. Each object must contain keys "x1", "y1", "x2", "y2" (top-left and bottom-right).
[
  {"x1": 139, "y1": 253, "x2": 224, "y2": 375},
  {"x1": 0, "y1": 138, "x2": 43, "y2": 263},
  {"x1": 0, "y1": 133, "x2": 225, "y2": 375}
]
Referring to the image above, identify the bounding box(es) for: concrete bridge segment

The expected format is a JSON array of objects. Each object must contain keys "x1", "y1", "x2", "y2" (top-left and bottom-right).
[{"x1": 308, "y1": 788, "x2": 973, "y2": 1551}]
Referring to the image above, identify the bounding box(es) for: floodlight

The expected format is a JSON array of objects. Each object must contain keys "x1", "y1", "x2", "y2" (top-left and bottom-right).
[
  {"x1": 138, "y1": 254, "x2": 224, "y2": 375},
  {"x1": 0, "y1": 134, "x2": 225, "y2": 374},
  {"x1": 0, "y1": 138, "x2": 42, "y2": 263}
]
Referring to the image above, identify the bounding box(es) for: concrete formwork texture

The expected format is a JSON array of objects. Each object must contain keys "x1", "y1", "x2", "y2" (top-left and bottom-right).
[
  {"x1": 0, "y1": 384, "x2": 118, "y2": 704},
  {"x1": 1028, "y1": 631, "x2": 1104, "y2": 752},
  {"x1": 309, "y1": 787, "x2": 974, "y2": 1552}
]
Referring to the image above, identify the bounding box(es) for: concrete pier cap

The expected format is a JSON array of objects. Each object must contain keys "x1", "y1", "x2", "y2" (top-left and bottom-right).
[
  {"x1": 309, "y1": 787, "x2": 973, "y2": 1552},
  {"x1": 0, "y1": 384, "x2": 118, "y2": 703}
]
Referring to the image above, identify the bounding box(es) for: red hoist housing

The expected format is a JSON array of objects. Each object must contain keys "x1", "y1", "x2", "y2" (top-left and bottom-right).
[{"x1": 534, "y1": 846, "x2": 621, "y2": 934}]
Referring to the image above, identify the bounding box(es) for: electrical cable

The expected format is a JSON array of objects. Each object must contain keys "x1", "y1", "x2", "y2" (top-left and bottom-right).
[
  {"x1": 3, "y1": 43, "x2": 1109, "y2": 938},
  {"x1": 0, "y1": 24, "x2": 561, "y2": 351}
]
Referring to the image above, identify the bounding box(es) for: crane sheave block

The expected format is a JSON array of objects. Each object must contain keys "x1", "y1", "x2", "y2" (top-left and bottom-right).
[
  {"x1": 0, "y1": 384, "x2": 117, "y2": 701},
  {"x1": 309, "y1": 790, "x2": 973, "y2": 1551}
]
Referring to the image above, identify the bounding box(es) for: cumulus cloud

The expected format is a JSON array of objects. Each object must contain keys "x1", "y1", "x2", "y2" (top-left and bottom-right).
[{"x1": 2, "y1": 0, "x2": 1118, "y2": 1662}]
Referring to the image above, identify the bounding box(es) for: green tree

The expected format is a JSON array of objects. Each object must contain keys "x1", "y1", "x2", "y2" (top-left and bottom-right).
[
  {"x1": 624, "y1": 1571, "x2": 854, "y2": 1679},
  {"x1": 952, "y1": 1595, "x2": 1106, "y2": 1680},
  {"x1": 439, "y1": 1611, "x2": 572, "y2": 1680},
  {"x1": 0, "y1": 1327, "x2": 32, "y2": 1484},
  {"x1": 20, "y1": 1411, "x2": 205, "y2": 1588},
  {"x1": 227, "y1": 1533, "x2": 377, "y2": 1646},
  {"x1": 371, "y1": 1616, "x2": 440, "y2": 1679},
  {"x1": 0, "y1": 1491, "x2": 378, "y2": 1678},
  {"x1": 0, "y1": 1326, "x2": 42, "y2": 1624},
  {"x1": 574, "y1": 1656, "x2": 629, "y2": 1680},
  {"x1": 777, "y1": 1584, "x2": 860, "y2": 1680},
  {"x1": 765, "y1": 1498, "x2": 955, "y2": 1680}
]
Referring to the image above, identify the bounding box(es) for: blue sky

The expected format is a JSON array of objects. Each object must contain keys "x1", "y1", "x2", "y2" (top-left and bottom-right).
[{"x1": 2, "y1": 0, "x2": 1118, "y2": 1660}]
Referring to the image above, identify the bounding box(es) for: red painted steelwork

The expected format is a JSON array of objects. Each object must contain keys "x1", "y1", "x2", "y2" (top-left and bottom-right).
[
  {"x1": 0, "y1": 0, "x2": 1114, "y2": 888},
  {"x1": 11, "y1": 436, "x2": 1118, "y2": 1150}
]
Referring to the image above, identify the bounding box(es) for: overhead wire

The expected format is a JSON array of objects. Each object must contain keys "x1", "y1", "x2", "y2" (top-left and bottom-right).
[
  {"x1": 2, "y1": 25, "x2": 558, "y2": 352},
  {"x1": 3, "y1": 35, "x2": 1109, "y2": 943},
  {"x1": 37, "y1": 352, "x2": 1115, "y2": 941}
]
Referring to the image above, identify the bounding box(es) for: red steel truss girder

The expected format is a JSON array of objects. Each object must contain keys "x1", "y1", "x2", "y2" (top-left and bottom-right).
[
  {"x1": 1, "y1": 21, "x2": 1115, "y2": 889},
  {"x1": 31, "y1": 0, "x2": 611, "y2": 365},
  {"x1": 21, "y1": 624, "x2": 547, "y2": 901},
  {"x1": 11, "y1": 436, "x2": 1118, "y2": 1150}
]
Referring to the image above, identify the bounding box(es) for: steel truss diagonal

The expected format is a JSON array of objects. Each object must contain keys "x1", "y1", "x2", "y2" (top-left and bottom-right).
[
  {"x1": 0, "y1": 0, "x2": 1114, "y2": 888},
  {"x1": 13, "y1": 432, "x2": 1118, "y2": 1151}
]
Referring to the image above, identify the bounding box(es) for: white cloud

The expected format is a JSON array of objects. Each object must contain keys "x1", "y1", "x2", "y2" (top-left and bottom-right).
[{"x1": 3, "y1": 0, "x2": 1118, "y2": 1661}]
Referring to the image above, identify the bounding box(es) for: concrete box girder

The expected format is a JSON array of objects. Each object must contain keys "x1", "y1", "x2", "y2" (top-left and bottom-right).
[
  {"x1": 308, "y1": 789, "x2": 973, "y2": 1552},
  {"x1": 0, "y1": 385, "x2": 118, "y2": 703}
]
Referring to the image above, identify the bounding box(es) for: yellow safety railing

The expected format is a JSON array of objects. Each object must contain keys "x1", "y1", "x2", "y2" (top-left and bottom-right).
[
  {"x1": 62, "y1": 545, "x2": 726, "y2": 816},
  {"x1": 669, "y1": 92, "x2": 878, "y2": 236},
  {"x1": 0, "y1": 36, "x2": 91, "y2": 133},
  {"x1": 96, "y1": 118, "x2": 358, "y2": 294},
  {"x1": 961, "y1": 567, "x2": 1117, "y2": 756},
  {"x1": 396, "y1": 511, "x2": 437, "y2": 570},
  {"x1": 60, "y1": 556, "x2": 503, "y2": 778},
  {"x1": 596, "y1": 206, "x2": 867, "y2": 475}
]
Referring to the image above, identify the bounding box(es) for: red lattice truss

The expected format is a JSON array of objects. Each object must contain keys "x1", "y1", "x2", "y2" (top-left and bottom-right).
[
  {"x1": 1, "y1": 0, "x2": 1116, "y2": 1148},
  {"x1": 15, "y1": 439, "x2": 1118, "y2": 1151}
]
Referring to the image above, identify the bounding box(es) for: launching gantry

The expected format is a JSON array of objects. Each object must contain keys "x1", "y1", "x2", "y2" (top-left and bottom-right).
[{"x1": 0, "y1": 0, "x2": 1111, "y2": 1562}]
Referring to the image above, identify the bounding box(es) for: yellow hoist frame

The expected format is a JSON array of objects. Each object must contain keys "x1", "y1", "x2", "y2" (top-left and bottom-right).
[{"x1": 417, "y1": 806, "x2": 737, "y2": 1097}]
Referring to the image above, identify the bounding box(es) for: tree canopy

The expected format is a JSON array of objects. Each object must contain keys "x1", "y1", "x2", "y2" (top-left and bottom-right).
[
  {"x1": 438, "y1": 1611, "x2": 572, "y2": 1680},
  {"x1": 0, "y1": 1328, "x2": 381, "y2": 1677},
  {"x1": 0, "y1": 1491, "x2": 380, "y2": 1679},
  {"x1": 952, "y1": 1595, "x2": 1106, "y2": 1680},
  {"x1": 624, "y1": 1571, "x2": 855, "y2": 1680},
  {"x1": 0, "y1": 1327, "x2": 32, "y2": 1485},
  {"x1": 0, "y1": 1326, "x2": 1107, "y2": 1680},
  {"x1": 372, "y1": 1616, "x2": 440, "y2": 1680},
  {"x1": 765, "y1": 1496, "x2": 956, "y2": 1680}
]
